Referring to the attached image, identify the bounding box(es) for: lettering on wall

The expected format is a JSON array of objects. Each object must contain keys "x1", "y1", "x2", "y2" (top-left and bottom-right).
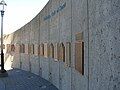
[{"x1": 44, "y1": 2, "x2": 66, "y2": 21}]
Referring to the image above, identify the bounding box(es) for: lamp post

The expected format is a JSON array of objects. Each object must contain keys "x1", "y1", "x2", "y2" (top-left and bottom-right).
[{"x1": 0, "y1": 0, "x2": 8, "y2": 77}]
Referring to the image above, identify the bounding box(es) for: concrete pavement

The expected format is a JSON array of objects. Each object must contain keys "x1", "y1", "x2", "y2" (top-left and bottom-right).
[{"x1": 0, "y1": 69, "x2": 58, "y2": 90}]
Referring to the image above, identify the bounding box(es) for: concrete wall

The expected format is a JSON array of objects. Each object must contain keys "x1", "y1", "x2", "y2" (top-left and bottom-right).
[
  {"x1": 88, "y1": 0, "x2": 120, "y2": 90},
  {"x1": 3, "y1": 0, "x2": 120, "y2": 90}
]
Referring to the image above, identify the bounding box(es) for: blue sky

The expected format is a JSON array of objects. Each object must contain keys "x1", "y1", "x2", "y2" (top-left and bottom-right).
[{"x1": 2, "y1": 0, "x2": 49, "y2": 34}]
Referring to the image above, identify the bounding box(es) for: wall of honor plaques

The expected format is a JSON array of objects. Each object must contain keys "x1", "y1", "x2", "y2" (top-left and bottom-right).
[{"x1": 75, "y1": 32, "x2": 84, "y2": 75}]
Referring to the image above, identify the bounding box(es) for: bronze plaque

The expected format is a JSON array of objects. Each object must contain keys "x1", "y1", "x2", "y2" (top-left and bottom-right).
[
  {"x1": 54, "y1": 43, "x2": 59, "y2": 61},
  {"x1": 75, "y1": 41, "x2": 84, "y2": 75},
  {"x1": 66, "y1": 42, "x2": 71, "y2": 66},
  {"x1": 44, "y1": 43, "x2": 49, "y2": 58},
  {"x1": 31, "y1": 44, "x2": 34, "y2": 54},
  {"x1": 25, "y1": 44, "x2": 28, "y2": 54},
  {"x1": 21, "y1": 44, "x2": 25, "y2": 53},
  {"x1": 3, "y1": 44, "x2": 5, "y2": 49},
  {"x1": 11, "y1": 44, "x2": 15, "y2": 52},
  {"x1": 59, "y1": 43, "x2": 65, "y2": 62},
  {"x1": 15, "y1": 44, "x2": 20, "y2": 53},
  {"x1": 38, "y1": 45, "x2": 40, "y2": 55},
  {"x1": 49, "y1": 43, "x2": 54, "y2": 58},
  {"x1": 28, "y1": 44, "x2": 31, "y2": 54},
  {"x1": 75, "y1": 32, "x2": 83, "y2": 41},
  {"x1": 40, "y1": 43, "x2": 44, "y2": 56},
  {"x1": 34, "y1": 44, "x2": 39, "y2": 56}
]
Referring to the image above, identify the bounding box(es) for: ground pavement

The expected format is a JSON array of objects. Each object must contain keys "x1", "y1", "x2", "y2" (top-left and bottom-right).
[{"x1": 0, "y1": 69, "x2": 58, "y2": 90}]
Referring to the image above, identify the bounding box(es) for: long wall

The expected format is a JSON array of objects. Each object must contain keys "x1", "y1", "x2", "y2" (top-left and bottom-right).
[{"x1": 3, "y1": 0, "x2": 120, "y2": 90}]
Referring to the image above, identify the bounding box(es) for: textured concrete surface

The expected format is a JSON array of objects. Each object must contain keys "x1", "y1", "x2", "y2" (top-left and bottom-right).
[
  {"x1": 3, "y1": 0, "x2": 120, "y2": 90},
  {"x1": 0, "y1": 69, "x2": 58, "y2": 90}
]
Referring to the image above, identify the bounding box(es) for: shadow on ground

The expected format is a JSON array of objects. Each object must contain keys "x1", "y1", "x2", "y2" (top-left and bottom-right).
[{"x1": 0, "y1": 69, "x2": 58, "y2": 90}]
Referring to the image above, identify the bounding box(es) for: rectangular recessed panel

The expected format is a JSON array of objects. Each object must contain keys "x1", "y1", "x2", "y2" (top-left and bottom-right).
[
  {"x1": 54, "y1": 43, "x2": 59, "y2": 61},
  {"x1": 40, "y1": 44, "x2": 44, "y2": 56},
  {"x1": 28, "y1": 44, "x2": 31, "y2": 54},
  {"x1": 31, "y1": 44, "x2": 34, "y2": 54},
  {"x1": 75, "y1": 32, "x2": 83, "y2": 41},
  {"x1": 44, "y1": 43, "x2": 49, "y2": 58},
  {"x1": 34, "y1": 44, "x2": 39, "y2": 56},
  {"x1": 7, "y1": 44, "x2": 10, "y2": 53},
  {"x1": 15, "y1": 44, "x2": 20, "y2": 53},
  {"x1": 3, "y1": 44, "x2": 5, "y2": 49},
  {"x1": 75, "y1": 41, "x2": 84, "y2": 75},
  {"x1": 66, "y1": 42, "x2": 71, "y2": 66},
  {"x1": 25, "y1": 44, "x2": 28, "y2": 54},
  {"x1": 59, "y1": 44, "x2": 65, "y2": 62},
  {"x1": 49, "y1": 44, "x2": 54, "y2": 58}
]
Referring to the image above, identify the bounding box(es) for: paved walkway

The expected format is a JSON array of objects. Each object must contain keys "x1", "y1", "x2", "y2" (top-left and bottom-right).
[{"x1": 0, "y1": 69, "x2": 58, "y2": 90}]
